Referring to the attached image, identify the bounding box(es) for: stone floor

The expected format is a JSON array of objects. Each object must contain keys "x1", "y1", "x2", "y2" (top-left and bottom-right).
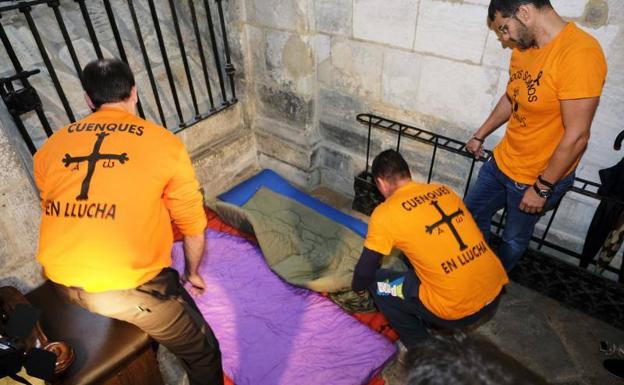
[{"x1": 308, "y1": 186, "x2": 624, "y2": 385}]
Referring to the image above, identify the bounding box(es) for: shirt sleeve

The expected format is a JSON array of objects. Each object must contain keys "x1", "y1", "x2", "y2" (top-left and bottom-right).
[
  {"x1": 351, "y1": 247, "x2": 383, "y2": 291},
  {"x1": 557, "y1": 43, "x2": 607, "y2": 100},
  {"x1": 363, "y1": 209, "x2": 394, "y2": 256},
  {"x1": 163, "y1": 145, "x2": 207, "y2": 236}
]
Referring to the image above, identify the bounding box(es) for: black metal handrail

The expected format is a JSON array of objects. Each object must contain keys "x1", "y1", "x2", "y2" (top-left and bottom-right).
[
  {"x1": 357, "y1": 113, "x2": 492, "y2": 198},
  {"x1": 355, "y1": 113, "x2": 624, "y2": 281},
  {"x1": 0, "y1": 0, "x2": 237, "y2": 153}
]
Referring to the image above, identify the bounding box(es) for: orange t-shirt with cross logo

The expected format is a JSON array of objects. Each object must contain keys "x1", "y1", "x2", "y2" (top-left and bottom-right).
[
  {"x1": 364, "y1": 182, "x2": 508, "y2": 320},
  {"x1": 493, "y1": 22, "x2": 607, "y2": 184},
  {"x1": 33, "y1": 107, "x2": 207, "y2": 292}
]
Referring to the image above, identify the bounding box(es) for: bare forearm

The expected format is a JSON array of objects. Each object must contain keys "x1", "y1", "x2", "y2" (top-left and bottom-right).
[
  {"x1": 466, "y1": 95, "x2": 512, "y2": 158},
  {"x1": 541, "y1": 97, "x2": 599, "y2": 184},
  {"x1": 183, "y1": 233, "x2": 205, "y2": 275},
  {"x1": 519, "y1": 97, "x2": 598, "y2": 215},
  {"x1": 474, "y1": 94, "x2": 512, "y2": 139},
  {"x1": 542, "y1": 133, "x2": 589, "y2": 183}
]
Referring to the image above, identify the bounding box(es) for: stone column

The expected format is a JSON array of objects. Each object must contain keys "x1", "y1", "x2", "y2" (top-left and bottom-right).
[{"x1": 0, "y1": 110, "x2": 44, "y2": 292}]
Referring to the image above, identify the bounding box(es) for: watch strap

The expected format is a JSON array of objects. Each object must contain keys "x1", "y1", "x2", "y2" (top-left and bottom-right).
[
  {"x1": 533, "y1": 183, "x2": 552, "y2": 198},
  {"x1": 537, "y1": 175, "x2": 554, "y2": 189}
]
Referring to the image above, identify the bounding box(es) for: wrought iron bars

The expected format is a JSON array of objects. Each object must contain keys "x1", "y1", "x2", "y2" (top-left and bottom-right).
[
  {"x1": 101, "y1": 0, "x2": 145, "y2": 118},
  {"x1": 127, "y1": 0, "x2": 166, "y2": 126},
  {"x1": 20, "y1": 3, "x2": 76, "y2": 122},
  {"x1": 0, "y1": 0, "x2": 238, "y2": 151}
]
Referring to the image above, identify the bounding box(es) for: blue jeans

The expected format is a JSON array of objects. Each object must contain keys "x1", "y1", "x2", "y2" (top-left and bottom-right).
[{"x1": 464, "y1": 157, "x2": 574, "y2": 272}]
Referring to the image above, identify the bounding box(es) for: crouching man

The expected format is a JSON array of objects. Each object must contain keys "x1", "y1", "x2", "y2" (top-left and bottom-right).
[{"x1": 352, "y1": 150, "x2": 508, "y2": 347}]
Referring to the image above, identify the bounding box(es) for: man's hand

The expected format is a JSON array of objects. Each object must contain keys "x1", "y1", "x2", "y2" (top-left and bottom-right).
[
  {"x1": 184, "y1": 272, "x2": 206, "y2": 296},
  {"x1": 519, "y1": 187, "x2": 546, "y2": 214},
  {"x1": 465, "y1": 94, "x2": 512, "y2": 159},
  {"x1": 466, "y1": 137, "x2": 484, "y2": 159},
  {"x1": 182, "y1": 233, "x2": 206, "y2": 296}
]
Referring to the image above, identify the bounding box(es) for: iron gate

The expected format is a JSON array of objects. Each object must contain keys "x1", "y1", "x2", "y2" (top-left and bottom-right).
[{"x1": 0, "y1": 0, "x2": 237, "y2": 154}]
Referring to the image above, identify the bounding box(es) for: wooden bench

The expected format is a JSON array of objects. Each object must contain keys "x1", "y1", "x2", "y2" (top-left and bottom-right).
[{"x1": 11, "y1": 281, "x2": 165, "y2": 385}]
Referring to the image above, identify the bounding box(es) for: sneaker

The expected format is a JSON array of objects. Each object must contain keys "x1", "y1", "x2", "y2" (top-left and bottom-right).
[
  {"x1": 603, "y1": 359, "x2": 624, "y2": 380},
  {"x1": 395, "y1": 340, "x2": 408, "y2": 365}
]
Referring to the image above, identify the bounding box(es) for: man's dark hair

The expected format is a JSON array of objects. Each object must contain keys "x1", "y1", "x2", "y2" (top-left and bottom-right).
[
  {"x1": 404, "y1": 334, "x2": 548, "y2": 385},
  {"x1": 371, "y1": 149, "x2": 411, "y2": 182},
  {"x1": 81, "y1": 58, "x2": 135, "y2": 109},
  {"x1": 488, "y1": 0, "x2": 552, "y2": 22}
]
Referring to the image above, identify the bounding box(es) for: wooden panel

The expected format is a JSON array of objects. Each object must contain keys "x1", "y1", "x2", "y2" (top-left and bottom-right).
[{"x1": 102, "y1": 347, "x2": 164, "y2": 385}]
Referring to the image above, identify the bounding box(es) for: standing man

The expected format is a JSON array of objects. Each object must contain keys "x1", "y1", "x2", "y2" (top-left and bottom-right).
[
  {"x1": 352, "y1": 150, "x2": 508, "y2": 347},
  {"x1": 33, "y1": 59, "x2": 224, "y2": 385},
  {"x1": 465, "y1": 0, "x2": 607, "y2": 271}
]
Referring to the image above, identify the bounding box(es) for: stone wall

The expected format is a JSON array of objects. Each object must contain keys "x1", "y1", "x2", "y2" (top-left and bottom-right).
[
  {"x1": 0, "y1": 0, "x2": 259, "y2": 292},
  {"x1": 1, "y1": 0, "x2": 623, "y2": 286},
  {"x1": 235, "y1": 0, "x2": 624, "y2": 253},
  {"x1": 0, "y1": 112, "x2": 42, "y2": 292},
  {"x1": 229, "y1": 0, "x2": 321, "y2": 187}
]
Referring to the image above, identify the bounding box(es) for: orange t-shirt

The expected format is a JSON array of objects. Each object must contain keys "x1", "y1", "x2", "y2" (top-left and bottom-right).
[
  {"x1": 33, "y1": 107, "x2": 207, "y2": 292},
  {"x1": 494, "y1": 22, "x2": 607, "y2": 184},
  {"x1": 364, "y1": 182, "x2": 508, "y2": 320}
]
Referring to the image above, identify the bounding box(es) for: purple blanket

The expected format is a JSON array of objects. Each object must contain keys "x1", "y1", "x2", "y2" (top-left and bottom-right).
[{"x1": 171, "y1": 230, "x2": 395, "y2": 385}]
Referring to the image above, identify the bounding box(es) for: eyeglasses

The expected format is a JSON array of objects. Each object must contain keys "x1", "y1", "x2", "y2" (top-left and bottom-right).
[
  {"x1": 496, "y1": 9, "x2": 519, "y2": 36},
  {"x1": 498, "y1": 21, "x2": 511, "y2": 35}
]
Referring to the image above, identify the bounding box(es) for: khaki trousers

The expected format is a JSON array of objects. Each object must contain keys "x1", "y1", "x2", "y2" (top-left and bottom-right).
[{"x1": 53, "y1": 268, "x2": 224, "y2": 385}]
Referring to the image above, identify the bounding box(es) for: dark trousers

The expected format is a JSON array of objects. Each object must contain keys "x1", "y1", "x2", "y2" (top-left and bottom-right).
[
  {"x1": 53, "y1": 268, "x2": 224, "y2": 385},
  {"x1": 369, "y1": 269, "x2": 501, "y2": 348}
]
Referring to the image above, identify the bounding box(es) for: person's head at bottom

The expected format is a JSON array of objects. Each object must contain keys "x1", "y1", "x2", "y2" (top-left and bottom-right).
[{"x1": 403, "y1": 334, "x2": 547, "y2": 385}]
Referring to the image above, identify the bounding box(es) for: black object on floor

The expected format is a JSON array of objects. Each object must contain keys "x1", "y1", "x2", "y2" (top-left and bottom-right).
[
  {"x1": 352, "y1": 171, "x2": 384, "y2": 216},
  {"x1": 604, "y1": 359, "x2": 624, "y2": 380}
]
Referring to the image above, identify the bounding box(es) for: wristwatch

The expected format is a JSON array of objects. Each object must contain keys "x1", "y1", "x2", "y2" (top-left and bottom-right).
[
  {"x1": 537, "y1": 175, "x2": 554, "y2": 189},
  {"x1": 533, "y1": 183, "x2": 552, "y2": 199}
]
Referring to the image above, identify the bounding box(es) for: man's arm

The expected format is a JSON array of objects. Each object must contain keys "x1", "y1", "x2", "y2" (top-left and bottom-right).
[
  {"x1": 164, "y1": 144, "x2": 208, "y2": 294},
  {"x1": 466, "y1": 94, "x2": 512, "y2": 158},
  {"x1": 352, "y1": 247, "x2": 384, "y2": 292},
  {"x1": 182, "y1": 232, "x2": 206, "y2": 296},
  {"x1": 519, "y1": 97, "x2": 600, "y2": 214}
]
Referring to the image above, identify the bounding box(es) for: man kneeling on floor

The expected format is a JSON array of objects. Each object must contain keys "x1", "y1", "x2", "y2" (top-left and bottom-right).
[{"x1": 352, "y1": 150, "x2": 509, "y2": 347}]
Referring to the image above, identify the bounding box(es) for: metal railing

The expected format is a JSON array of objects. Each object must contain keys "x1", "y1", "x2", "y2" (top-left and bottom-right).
[
  {"x1": 354, "y1": 113, "x2": 624, "y2": 283},
  {"x1": 0, "y1": 0, "x2": 237, "y2": 154}
]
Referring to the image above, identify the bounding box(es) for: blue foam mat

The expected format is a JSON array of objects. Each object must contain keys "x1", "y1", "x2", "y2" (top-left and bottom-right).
[{"x1": 218, "y1": 169, "x2": 368, "y2": 237}]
